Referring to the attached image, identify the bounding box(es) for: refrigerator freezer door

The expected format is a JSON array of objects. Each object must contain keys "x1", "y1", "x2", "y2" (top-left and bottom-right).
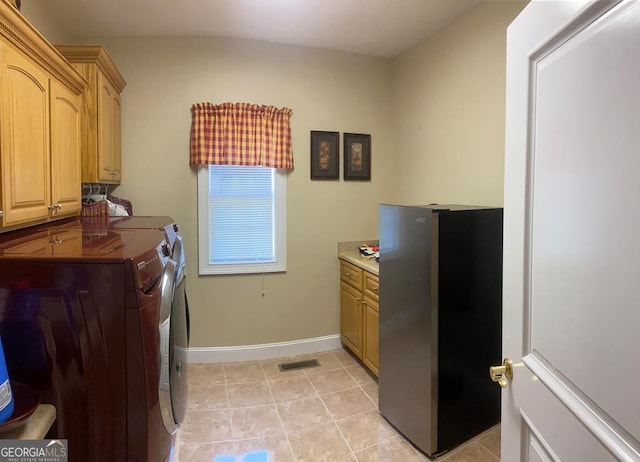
[{"x1": 378, "y1": 204, "x2": 438, "y2": 455}]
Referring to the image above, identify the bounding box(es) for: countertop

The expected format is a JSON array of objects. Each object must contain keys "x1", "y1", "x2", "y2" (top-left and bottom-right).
[
  {"x1": 2, "y1": 404, "x2": 56, "y2": 439},
  {"x1": 338, "y1": 240, "x2": 379, "y2": 276}
]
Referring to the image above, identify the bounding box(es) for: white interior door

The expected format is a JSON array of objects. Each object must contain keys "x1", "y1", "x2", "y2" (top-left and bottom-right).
[{"x1": 502, "y1": 1, "x2": 640, "y2": 460}]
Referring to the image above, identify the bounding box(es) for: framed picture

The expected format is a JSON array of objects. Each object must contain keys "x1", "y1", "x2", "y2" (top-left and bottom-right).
[
  {"x1": 343, "y1": 133, "x2": 371, "y2": 181},
  {"x1": 310, "y1": 131, "x2": 339, "y2": 180}
]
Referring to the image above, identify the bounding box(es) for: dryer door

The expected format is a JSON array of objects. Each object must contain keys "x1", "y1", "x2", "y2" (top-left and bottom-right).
[{"x1": 158, "y1": 257, "x2": 178, "y2": 434}]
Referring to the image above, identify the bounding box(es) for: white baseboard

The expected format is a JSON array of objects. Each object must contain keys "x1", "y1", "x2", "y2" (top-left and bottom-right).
[{"x1": 186, "y1": 334, "x2": 342, "y2": 363}]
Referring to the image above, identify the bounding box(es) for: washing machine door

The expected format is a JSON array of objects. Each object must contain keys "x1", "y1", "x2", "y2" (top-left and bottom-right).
[
  {"x1": 158, "y1": 257, "x2": 178, "y2": 434},
  {"x1": 169, "y1": 236, "x2": 188, "y2": 425},
  {"x1": 158, "y1": 236, "x2": 189, "y2": 434}
]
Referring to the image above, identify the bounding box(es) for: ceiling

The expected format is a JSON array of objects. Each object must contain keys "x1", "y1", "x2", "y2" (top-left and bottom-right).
[{"x1": 40, "y1": 0, "x2": 484, "y2": 58}]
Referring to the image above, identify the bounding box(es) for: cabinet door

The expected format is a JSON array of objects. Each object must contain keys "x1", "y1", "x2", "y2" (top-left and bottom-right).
[
  {"x1": 0, "y1": 44, "x2": 50, "y2": 226},
  {"x1": 340, "y1": 281, "x2": 363, "y2": 358},
  {"x1": 97, "y1": 71, "x2": 120, "y2": 182},
  {"x1": 363, "y1": 298, "x2": 379, "y2": 376},
  {"x1": 50, "y1": 79, "x2": 82, "y2": 216},
  {"x1": 112, "y1": 90, "x2": 122, "y2": 182}
]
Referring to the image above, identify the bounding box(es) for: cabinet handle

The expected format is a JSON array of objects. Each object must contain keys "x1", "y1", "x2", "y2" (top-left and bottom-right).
[
  {"x1": 345, "y1": 271, "x2": 352, "y2": 277},
  {"x1": 0, "y1": 210, "x2": 3, "y2": 218},
  {"x1": 54, "y1": 203, "x2": 62, "y2": 210},
  {"x1": 371, "y1": 286, "x2": 379, "y2": 293},
  {"x1": 48, "y1": 204, "x2": 56, "y2": 211}
]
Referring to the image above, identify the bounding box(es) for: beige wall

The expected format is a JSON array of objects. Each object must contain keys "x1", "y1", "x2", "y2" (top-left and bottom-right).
[
  {"x1": 20, "y1": 1, "x2": 72, "y2": 43},
  {"x1": 79, "y1": 37, "x2": 396, "y2": 347},
  {"x1": 392, "y1": 1, "x2": 527, "y2": 206},
  {"x1": 21, "y1": 1, "x2": 525, "y2": 349}
]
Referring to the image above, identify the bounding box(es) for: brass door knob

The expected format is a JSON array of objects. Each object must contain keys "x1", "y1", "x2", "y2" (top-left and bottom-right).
[{"x1": 489, "y1": 358, "x2": 513, "y2": 388}]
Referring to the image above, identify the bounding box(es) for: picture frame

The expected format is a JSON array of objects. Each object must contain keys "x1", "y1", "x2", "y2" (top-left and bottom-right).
[
  {"x1": 343, "y1": 133, "x2": 371, "y2": 181},
  {"x1": 310, "y1": 131, "x2": 339, "y2": 180}
]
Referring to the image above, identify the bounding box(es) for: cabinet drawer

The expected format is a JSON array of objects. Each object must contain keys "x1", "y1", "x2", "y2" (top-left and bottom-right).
[
  {"x1": 340, "y1": 260, "x2": 363, "y2": 290},
  {"x1": 364, "y1": 272, "x2": 379, "y2": 303}
]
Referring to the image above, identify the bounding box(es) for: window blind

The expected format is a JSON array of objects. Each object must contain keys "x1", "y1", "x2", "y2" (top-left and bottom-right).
[{"x1": 208, "y1": 165, "x2": 275, "y2": 265}]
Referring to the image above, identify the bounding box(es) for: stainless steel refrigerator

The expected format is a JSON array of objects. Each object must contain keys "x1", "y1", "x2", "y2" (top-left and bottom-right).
[{"x1": 378, "y1": 204, "x2": 502, "y2": 457}]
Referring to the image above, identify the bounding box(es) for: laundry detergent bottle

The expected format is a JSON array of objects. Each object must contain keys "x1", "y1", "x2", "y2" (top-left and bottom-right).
[{"x1": 0, "y1": 336, "x2": 14, "y2": 423}]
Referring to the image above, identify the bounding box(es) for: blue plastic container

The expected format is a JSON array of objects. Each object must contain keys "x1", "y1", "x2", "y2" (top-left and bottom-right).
[{"x1": 0, "y1": 336, "x2": 14, "y2": 423}]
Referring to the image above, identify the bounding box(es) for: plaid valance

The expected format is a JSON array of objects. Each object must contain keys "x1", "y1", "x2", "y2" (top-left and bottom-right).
[{"x1": 190, "y1": 102, "x2": 294, "y2": 169}]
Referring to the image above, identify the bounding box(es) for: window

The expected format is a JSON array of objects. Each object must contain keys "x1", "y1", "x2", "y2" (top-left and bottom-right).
[{"x1": 197, "y1": 165, "x2": 286, "y2": 275}]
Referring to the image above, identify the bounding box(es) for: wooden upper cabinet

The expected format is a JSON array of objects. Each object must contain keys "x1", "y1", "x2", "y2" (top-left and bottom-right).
[
  {"x1": 97, "y1": 73, "x2": 115, "y2": 180},
  {"x1": 50, "y1": 79, "x2": 82, "y2": 216},
  {"x1": 55, "y1": 45, "x2": 126, "y2": 184},
  {"x1": 0, "y1": 43, "x2": 51, "y2": 226},
  {"x1": 0, "y1": 2, "x2": 85, "y2": 231}
]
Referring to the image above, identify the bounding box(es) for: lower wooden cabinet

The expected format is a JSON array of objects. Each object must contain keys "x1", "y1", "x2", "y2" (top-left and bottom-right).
[
  {"x1": 363, "y1": 297, "x2": 379, "y2": 376},
  {"x1": 339, "y1": 259, "x2": 379, "y2": 376},
  {"x1": 340, "y1": 280, "x2": 362, "y2": 357}
]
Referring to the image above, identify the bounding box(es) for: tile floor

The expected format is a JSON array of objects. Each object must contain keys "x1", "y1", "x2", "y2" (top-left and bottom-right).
[{"x1": 175, "y1": 348, "x2": 500, "y2": 462}]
